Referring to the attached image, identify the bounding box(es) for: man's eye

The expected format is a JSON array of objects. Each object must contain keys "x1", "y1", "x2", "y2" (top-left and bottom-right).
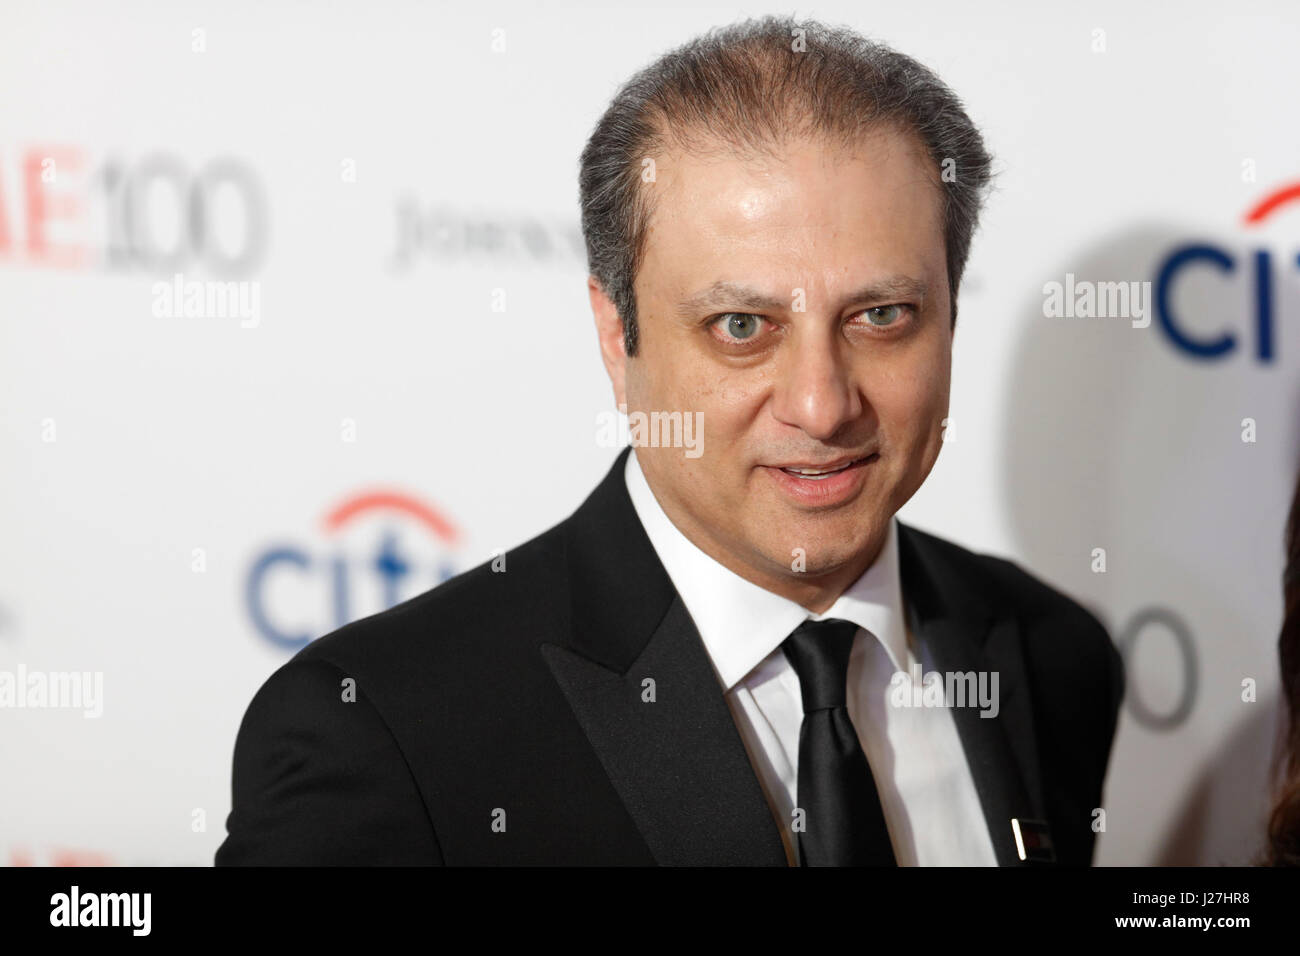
[
  {"x1": 714, "y1": 313, "x2": 764, "y2": 341},
  {"x1": 862, "y1": 304, "x2": 907, "y2": 327}
]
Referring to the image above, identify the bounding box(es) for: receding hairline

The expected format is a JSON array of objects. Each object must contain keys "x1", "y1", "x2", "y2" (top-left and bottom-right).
[{"x1": 626, "y1": 119, "x2": 950, "y2": 292}]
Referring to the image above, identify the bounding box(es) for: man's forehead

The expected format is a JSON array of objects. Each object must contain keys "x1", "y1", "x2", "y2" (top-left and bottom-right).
[
  {"x1": 641, "y1": 126, "x2": 944, "y2": 247},
  {"x1": 651, "y1": 123, "x2": 937, "y2": 194},
  {"x1": 637, "y1": 127, "x2": 945, "y2": 293}
]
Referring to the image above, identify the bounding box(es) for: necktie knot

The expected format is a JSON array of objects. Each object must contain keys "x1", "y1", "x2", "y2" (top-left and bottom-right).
[{"x1": 781, "y1": 618, "x2": 860, "y2": 713}]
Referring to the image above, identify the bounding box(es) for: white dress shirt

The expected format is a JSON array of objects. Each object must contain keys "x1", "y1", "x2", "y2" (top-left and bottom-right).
[{"x1": 624, "y1": 448, "x2": 998, "y2": 866}]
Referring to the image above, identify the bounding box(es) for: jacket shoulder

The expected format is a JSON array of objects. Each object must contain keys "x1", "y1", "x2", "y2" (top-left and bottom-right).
[
  {"x1": 905, "y1": 525, "x2": 1111, "y2": 639},
  {"x1": 216, "y1": 654, "x2": 442, "y2": 864},
  {"x1": 293, "y1": 513, "x2": 570, "y2": 676},
  {"x1": 901, "y1": 523, "x2": 1124, "y2": 707},
  {"x1": 217, "y1": 516, "x2": 577, "y2": 864}
]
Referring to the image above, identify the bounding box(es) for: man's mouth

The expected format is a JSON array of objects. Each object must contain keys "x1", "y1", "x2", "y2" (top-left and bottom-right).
[
  {"x1": 778, "y1": 453, "x2": 877, "y2": 479},
  {"x1": 762, "y1": 453, "x2": 879, "y2": 507}
]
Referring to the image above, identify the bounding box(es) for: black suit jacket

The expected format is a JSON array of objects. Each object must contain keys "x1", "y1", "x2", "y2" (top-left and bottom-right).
[{"x1": 216, "y1": 447, "x2": 1124, "y2": 866}]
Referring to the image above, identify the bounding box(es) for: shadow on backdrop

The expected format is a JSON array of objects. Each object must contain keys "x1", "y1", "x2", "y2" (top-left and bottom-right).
[{"x1": 998, "y1": 224, "x2": 1298, "y2": 864}]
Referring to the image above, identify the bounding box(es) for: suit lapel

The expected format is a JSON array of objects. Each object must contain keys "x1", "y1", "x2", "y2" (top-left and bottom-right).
[
  {"x1": 542, "y1": 448, "x2": 787, "y2": 865},
  {"x1": 542, "y1": 594, "x2": 787, "y2": 865},
  {"x1": 898, "y1": 523, "x2": 1050, "y2": 866}
]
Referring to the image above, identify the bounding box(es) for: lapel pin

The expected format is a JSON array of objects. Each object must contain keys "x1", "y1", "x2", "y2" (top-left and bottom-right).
[{"x1": 1010, "y1": 818, "x2": 1056, "y2": 863}]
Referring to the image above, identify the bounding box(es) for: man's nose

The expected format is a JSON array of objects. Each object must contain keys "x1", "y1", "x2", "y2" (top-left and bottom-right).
[{"x1": 769, "y1": 332, "x2": 863, "y2": 441}]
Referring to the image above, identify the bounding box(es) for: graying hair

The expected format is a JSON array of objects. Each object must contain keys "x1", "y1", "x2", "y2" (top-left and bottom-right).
[{"x1": 578, "y1": 14, "x2": 994, "y2": 356}]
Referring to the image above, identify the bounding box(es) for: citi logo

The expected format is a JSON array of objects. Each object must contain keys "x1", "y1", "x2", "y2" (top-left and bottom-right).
[
  {"x1": 1153, "y1": 180, "x2": 1300, "y2": 362},
  {"x1": 246, "y1": 490, "x2": 462, "y2": 651}
]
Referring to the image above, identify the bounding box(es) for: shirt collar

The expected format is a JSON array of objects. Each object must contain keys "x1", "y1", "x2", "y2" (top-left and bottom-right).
[{"x1": 623, "y1": 448, "x2": 910, "y2": 691}]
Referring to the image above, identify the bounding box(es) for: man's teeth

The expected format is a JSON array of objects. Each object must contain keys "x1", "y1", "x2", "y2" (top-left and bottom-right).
[{"x1": 783, "y1": 461, "x2": 853, "y2": 478}]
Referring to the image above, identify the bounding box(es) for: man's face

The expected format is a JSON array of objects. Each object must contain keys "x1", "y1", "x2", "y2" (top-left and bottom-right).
[{"x1": 592, "y1": 125, "x2": 953, "y2": 607}]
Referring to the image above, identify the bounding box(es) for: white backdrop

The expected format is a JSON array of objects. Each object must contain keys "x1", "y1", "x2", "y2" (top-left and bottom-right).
[{"x1": 1, "y1": 0, "x2": 1296, "y2": 865}]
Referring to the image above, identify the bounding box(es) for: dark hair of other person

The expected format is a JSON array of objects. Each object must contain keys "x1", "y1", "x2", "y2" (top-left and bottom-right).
[{"x1": 1268, "y1": 470, "x2": 1300, "y2": 865}]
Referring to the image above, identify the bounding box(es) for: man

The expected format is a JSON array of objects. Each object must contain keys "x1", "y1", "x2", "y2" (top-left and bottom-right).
[{"x1": 216, "y1": 16, "x2": 1123, "y2": 866}]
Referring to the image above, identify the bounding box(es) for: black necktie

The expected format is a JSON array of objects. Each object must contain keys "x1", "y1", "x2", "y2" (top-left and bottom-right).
[{"x1": 782, "y1": 618, "x2": 898, "y2": 866}]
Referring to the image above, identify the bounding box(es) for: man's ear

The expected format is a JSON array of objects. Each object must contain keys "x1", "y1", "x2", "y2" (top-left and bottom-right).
[{"x1": 588, "y1": 276, "x2": 629, "y2": 410}]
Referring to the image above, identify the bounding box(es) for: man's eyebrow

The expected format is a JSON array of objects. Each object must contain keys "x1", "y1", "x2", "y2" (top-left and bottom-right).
[{"x1": 675, "y1": 277, "x2": 929, "y2": 316}]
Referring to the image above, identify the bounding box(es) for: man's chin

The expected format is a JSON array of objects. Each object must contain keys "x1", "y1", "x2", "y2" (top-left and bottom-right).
[{"x1": 754, "y1": 528, "x2": 882, "y2": 579}]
